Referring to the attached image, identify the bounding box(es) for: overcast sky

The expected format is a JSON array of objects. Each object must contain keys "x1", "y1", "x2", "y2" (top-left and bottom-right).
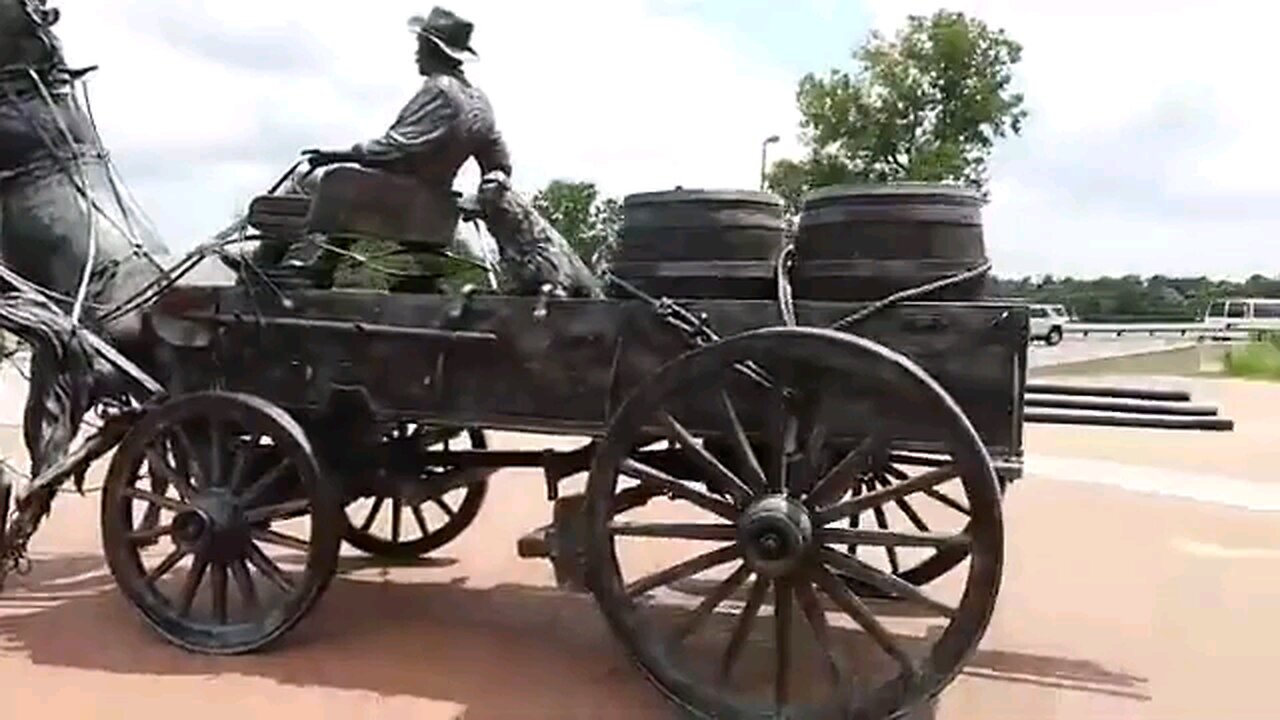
[{"x1": 47, "y1": 0, "x2": 1278, "y2": 279}]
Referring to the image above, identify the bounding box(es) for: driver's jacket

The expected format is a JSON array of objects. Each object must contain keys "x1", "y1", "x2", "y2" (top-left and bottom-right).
[{"x1": 353, "y1": 69, "x2": 511, "y2": 194}]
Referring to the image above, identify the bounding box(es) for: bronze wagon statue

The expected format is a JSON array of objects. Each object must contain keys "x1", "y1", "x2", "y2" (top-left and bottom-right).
[{"x1": 0, "y1": 4, "x2": 1232, "y2": 718}]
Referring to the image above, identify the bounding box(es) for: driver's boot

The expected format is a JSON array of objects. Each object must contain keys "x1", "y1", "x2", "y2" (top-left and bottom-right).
[{"x1": 271, "y1": 233, "x2": 347, "y2": 289}]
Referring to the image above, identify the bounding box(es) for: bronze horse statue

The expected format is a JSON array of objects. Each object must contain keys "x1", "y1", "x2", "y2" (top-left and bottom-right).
[{"x1": 0, "y1": 0, "x2": 240, "y2": 568}]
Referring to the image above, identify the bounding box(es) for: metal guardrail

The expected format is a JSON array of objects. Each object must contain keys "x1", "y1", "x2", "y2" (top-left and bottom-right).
[{"x1": 1061, "y1": 323, "x2": 1255, "y2": 340}]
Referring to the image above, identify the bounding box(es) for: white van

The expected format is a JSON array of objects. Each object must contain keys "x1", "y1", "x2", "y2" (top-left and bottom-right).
[
  {"x1": 1028, "y1": 304, "x2": 1069, "y2": 345},
  {"x1": 1202, "y1": 297, "x2": 1280, "y2": 331}
]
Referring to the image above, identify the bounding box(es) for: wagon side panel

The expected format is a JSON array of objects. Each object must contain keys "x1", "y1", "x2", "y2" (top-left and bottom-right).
[{"x1": 153, "y1": 289, "x2": 1025, "y2": 466}]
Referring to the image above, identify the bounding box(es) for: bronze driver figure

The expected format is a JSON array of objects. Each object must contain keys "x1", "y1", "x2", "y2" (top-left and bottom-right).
[{"x1": 255, "y1": 6, "x2": 512, "y2": 286}]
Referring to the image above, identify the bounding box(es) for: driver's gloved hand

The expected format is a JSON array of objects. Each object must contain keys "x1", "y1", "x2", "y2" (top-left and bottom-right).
[{"x1": 458, "y1": 193, "x2": 484, "y2": 222}]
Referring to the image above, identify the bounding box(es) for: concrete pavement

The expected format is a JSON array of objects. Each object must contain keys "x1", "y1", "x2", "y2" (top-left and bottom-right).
[{"x1": 0, "y1": 373, "x2": 1276, "y2": 719}]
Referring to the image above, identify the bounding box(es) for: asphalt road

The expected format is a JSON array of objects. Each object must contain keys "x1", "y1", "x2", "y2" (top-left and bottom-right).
[
  {"x1": 0, "y1": 373, "x2": 1277, "y2": 719},
  {"x1": 1026, "y1": 335, "x2": 1200, "y2": 369}
]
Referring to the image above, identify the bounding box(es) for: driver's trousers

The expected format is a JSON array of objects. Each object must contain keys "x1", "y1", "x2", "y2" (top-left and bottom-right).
[{"x1": 250, "y1": 162, "x2": 462, "y2": 284}]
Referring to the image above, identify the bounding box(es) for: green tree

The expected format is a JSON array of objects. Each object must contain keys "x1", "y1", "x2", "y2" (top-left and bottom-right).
[
  {"x1": 767, "y1": 9, "x2": 1029, "y2": 210},
  {"x1": 531, "y1": 180, "x2": 623, "y2": 270}
]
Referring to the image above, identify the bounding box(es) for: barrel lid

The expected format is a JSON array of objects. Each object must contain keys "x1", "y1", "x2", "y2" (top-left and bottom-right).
[
  {"x1": 801, "y1": 182, "x2": 985, "y2": 207},
  {"x1": 623, "y1": 188, "x2": 785, "y2": 207}
]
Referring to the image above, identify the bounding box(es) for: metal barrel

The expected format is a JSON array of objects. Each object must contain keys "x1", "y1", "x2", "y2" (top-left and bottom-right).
[
  {"x1": 610, "y1": 188, "x2": 787, "y2": 300},
  {"x1": 1024, "y1": 393, "x2": 1219, "y2": 417},
  {"x1": 791, "y1": 183, "x2": 991, "y2": 302},
  {"x1": 1023, "y1": 410, "x2": 1234, "y2": 431},
  {"x1": 1024, "y1": 382, "x2": 1192, "y2": 402}
]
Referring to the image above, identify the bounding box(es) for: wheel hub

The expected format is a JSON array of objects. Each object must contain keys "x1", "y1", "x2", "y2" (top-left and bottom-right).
[
  {"x1": 737, "y1": 495, "x2": 813, "y2": 577},
  {"x1": 170, "y1": 494, "x2": 251, "y2": 560},
  {"x1": 171, "y1": 508, "x2": 209, "y2": 548}
]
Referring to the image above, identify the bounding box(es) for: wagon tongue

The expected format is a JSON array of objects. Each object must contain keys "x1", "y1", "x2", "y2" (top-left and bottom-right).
[{"x1": 1023, "y1": 382, "x2": 1235, "y2": 432}]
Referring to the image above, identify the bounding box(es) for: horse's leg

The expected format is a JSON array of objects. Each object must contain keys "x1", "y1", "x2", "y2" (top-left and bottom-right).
[
  {"x1": 4, "y1": 342, "x2": 85, "y2": 562},
  {"x1": 0, "y1": 188, "x2": 15, "y2": 553}
]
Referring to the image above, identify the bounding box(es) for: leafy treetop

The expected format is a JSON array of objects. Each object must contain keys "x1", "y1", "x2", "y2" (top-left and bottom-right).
[{"x1": 767, "y1": 9, "x2": 1028, "y2": 211}]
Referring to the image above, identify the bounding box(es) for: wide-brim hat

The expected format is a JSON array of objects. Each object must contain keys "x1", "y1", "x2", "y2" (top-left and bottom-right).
[{"x1": 408, "y1": 7, "x2": 478, "y2": 62}]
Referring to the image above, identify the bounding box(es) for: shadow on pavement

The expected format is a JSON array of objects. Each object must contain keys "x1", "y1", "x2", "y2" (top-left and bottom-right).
[{"x1": 0, "y1": 552, "x2": 1149, "y2": 718}]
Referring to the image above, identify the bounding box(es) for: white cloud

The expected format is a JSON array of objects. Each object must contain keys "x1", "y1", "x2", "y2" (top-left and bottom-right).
[
  {"x1": 47, "y1": 0, "x2": 805, "y2": 250},
  {"x1": 36, "y1": 1, "x2": 1280, "y2": 279},
  {"x1": 858, "y1": 0, "x2": 1280, "y2": 279}
]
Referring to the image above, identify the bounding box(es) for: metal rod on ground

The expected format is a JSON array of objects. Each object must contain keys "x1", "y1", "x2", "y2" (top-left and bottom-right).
[
  {"x1": 1023, "y1": 410, "x2": 1234, "y2": 431},
  {"x1": 1024, "y1": 382, "x2": 1192, "y2": 403},
  {"x1": 1025, "y1": 394, "x2": 1219, "y2": 417}
]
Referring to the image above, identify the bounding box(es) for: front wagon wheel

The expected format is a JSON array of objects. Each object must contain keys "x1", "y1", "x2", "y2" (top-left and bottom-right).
[
  {"x1": 101, "y1": 391, "x2": 343, "y2": 655},
  {"x1": 583, "y1": 326, "x2": 1004, "y2": 720}
]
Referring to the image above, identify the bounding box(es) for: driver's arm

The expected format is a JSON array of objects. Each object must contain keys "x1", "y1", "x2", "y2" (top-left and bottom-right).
[
  {"x1": 353, "y1": 82, "x2": 458, "y2": 162},
  {"x1": 475, "y1": 126, "x2": 513, "y2": 178}
]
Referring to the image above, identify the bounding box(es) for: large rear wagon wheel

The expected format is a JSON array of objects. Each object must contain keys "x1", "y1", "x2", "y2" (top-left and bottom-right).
[
  {"x1": 583, "y1": 326, "x2": 1004, "y2": 720},
  {"x1": 101, "y1": 391, "x2": 343, "y2": 655}
]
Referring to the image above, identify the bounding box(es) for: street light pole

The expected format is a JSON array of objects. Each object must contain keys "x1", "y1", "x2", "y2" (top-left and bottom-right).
[{"x1": 760, "y1": 134, "x2": 780, "y2": 190}]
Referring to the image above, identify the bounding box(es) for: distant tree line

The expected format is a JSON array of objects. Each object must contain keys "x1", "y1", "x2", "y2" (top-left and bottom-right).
[{"x1": 987, "y1": 274, "x2": 1280, "y2": 322}]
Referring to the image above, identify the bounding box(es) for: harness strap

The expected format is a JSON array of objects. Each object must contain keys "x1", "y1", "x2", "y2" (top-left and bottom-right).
[{"x1": 0, "y1": 148, "x2": 109, "y2": 185}]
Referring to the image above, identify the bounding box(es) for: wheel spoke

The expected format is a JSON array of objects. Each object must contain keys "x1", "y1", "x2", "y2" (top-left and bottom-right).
[
  {"x1": 812, "y1": 565, "x2": 916, "y2": 674},
  {"x1": 245, "y1": 541, "x2": 295, "y2": 593},
  {"x1": 875, "y1": 474, "x2": 932, "y2": 532},
  {"x1": 816, "y1": 527, "x2": 968, "y2": 549},
  {"x1": 670, "y1": 563, "x2": 753, "y2": 643},
  {"x1": 243, "y1": 498, "x2": 311, "y2": 524},
  {"x1": 786, "y1": 386, "x2": 826, "y2": 497},
  {"x1": 922, "y1": 487, "x2": 971, "y2": 515},
  {"x1": 769, "y1": 388, "x2": 798, "y2": 495},
  {"x1": 816, "y1": 464, "x2": 958, "y2": 525},
  {"x1": 171, "y1": 427, "x2": 209, "y2": 490},
  {"x1": 176, "y1": 552, "x2": 209, "y2": 618},
  {"x1": 806, "y1": 434, "x2": 880, "y2": 509},
  {"x1": 251, "y1": 528, "x2": 310, "y2": 553},
  {"x1": 143, "y1": 446, "x2": 196, "y2": 502},
  {"x1": 225, "y1": 439, "x2": 253, "y2": 495},
  {"x1": 139, "y1": 476, "x2": 169, "y2": 534},
  {"x1": 391, "y1": 498, "x2": 402, "y2": 542},
  {"x1": 621, "y1": 459, "x2": 738, "y2": 519},
  {"x1": 626, "y1": 544, "x2": 739, "y2": 597},
  {"x1": 208, "y1": 421, "x2": 224, "y2": 488},
  {"x1": 818, "y1": 547, "x2": 955, "y2": 617},
  {"x1": 211, "y1": 562, "x2": 228, "y2": 624},
  {"x1": 794, "y1": 577, "x2": 842, "y2": 684},
  {"x1": 431, "y1": 497, "x2": 456, "y2": 520},
  {"x1": 716, "y1": 391, "x2": 767, "y2": 494},
  {"x1": 719, "y1": 574, "x2": 769, "y2": 683},
  {"x1": 610, "y1": 522, "x2": 738, "y2": 542},
  {"x1": 123, "y1": 486, "x2": 190, "y2": 513},
  {"x1": 359, "y1": 497, "x2": 385, "y2": 532},
  {"x1": 774, "y1": 578, "x2": 793, "y2": 707},
  {"x1": 411, "y1": 503, "x2": 431, "y2": 535},
  {"x1": 230, "y1": 558, "x2": 259, "y2": 611},
  {"x1": 871, "y1": 501, "x2": 900, "y2": 574},
  {"x1": 146, "y1": 546, "x2": 187, "y2": 584},
  {"x1": 885, "y1": 464, "x2": 970, "y2": 515},
  {"x1": 658, "y1": 412, "x2": 753, "y2": 505},
  {"x1": 238, "y1": 456, "x2": 293, "y2": 504},
  {"x1": 846, "y1": 480, "x2": 864, "y2": 558},
  {"x1": 127, "y1": 523, "x2": 172, "y2": 544}
]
